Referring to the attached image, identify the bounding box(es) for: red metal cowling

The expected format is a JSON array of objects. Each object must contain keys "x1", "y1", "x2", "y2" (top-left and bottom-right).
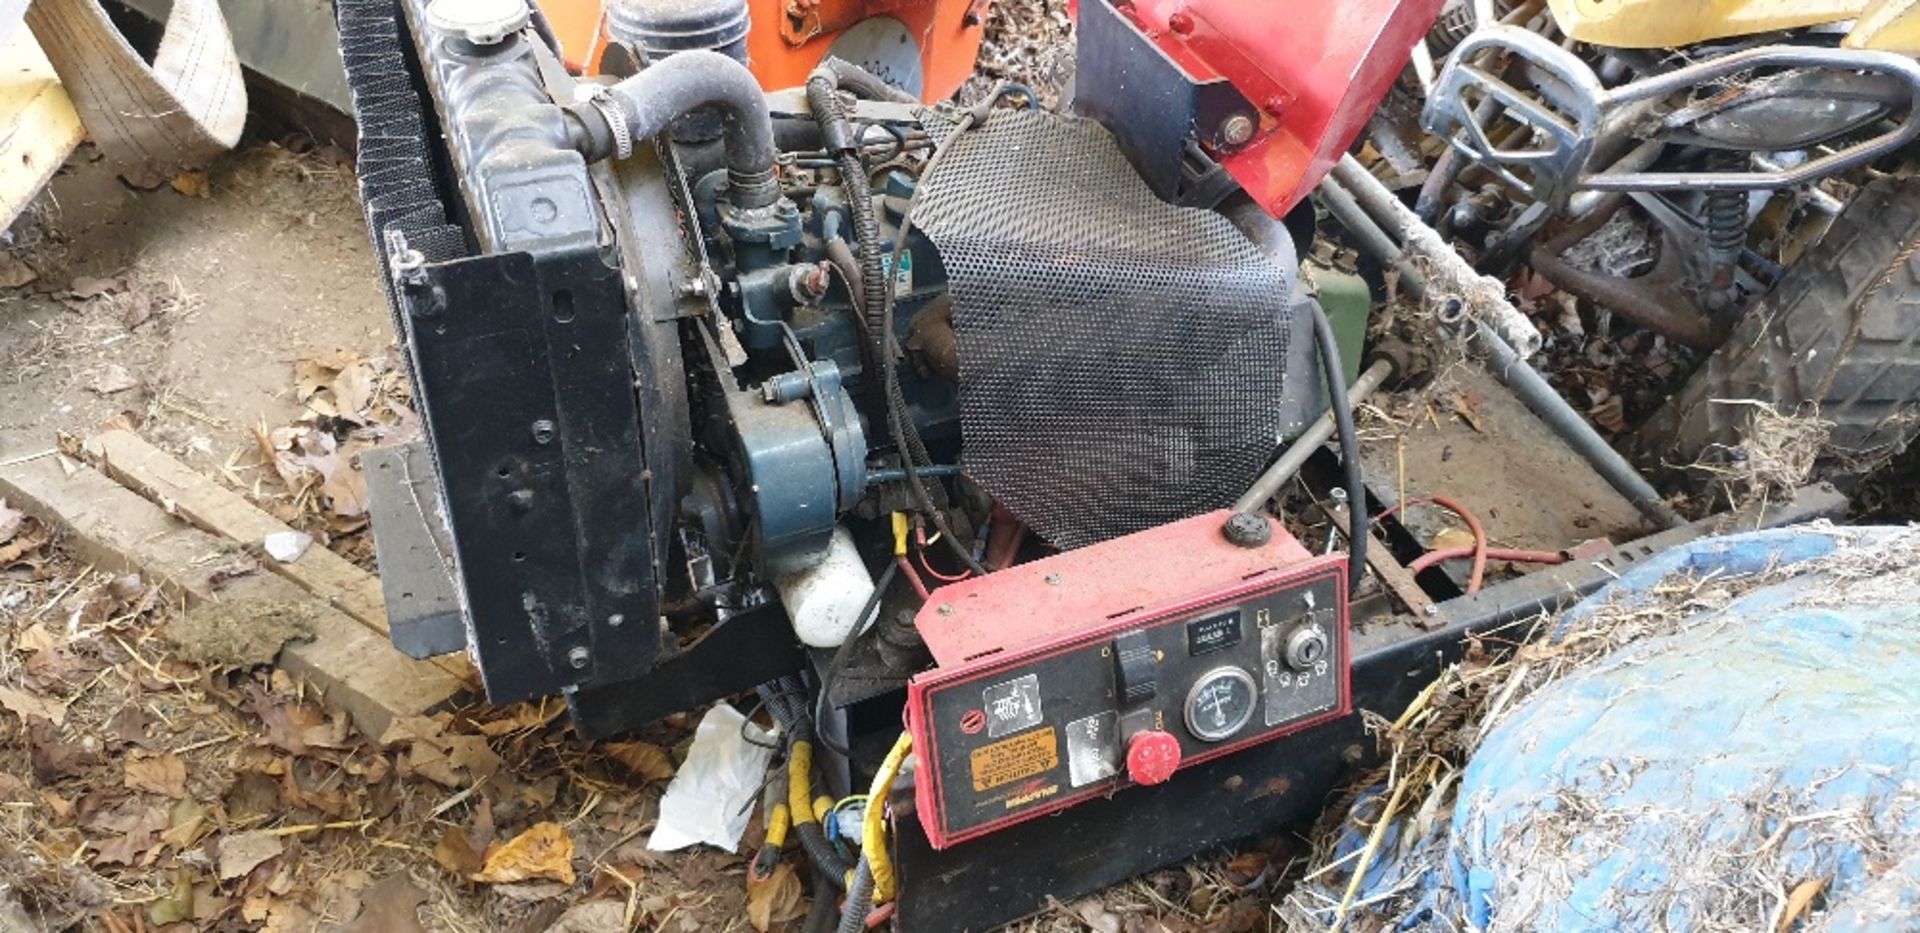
[{"x1": 1117, "y1": 0, "x2": 1448, "y2": 216}]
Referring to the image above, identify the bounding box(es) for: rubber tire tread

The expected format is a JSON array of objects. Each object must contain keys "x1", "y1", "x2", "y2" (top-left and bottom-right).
[{"x1": 1633, "y1": 176, "x2": 1920, "y2": 486}]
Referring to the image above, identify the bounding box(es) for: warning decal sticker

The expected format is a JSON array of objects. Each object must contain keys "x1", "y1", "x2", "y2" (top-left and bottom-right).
[{"x1": 969, "y1": 726, "x2": 1059, "y2": 792}]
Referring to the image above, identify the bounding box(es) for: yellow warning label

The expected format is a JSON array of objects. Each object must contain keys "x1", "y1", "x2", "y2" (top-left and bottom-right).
[{"x1": 970, "y1": 727, "x2": 1059, "y2": 792}]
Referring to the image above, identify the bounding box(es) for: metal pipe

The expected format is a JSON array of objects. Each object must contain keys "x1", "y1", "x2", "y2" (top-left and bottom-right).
[
  {"x1": 1316, "y1": 180, "x2": 1426, "y2": 301},
  {"x1": 1234, "y1": 359, "x2": 1393, "y2": 514},
  {"x1": 1525, "y1": 247, "x2": 1722, "y2": 349},
  {"x1": 1472, "y1": 324, "x2": 1683, "y2": 527},
  {"x1": 1316, "y1": 167, "x2": 1685, "y2": 530},
  {"x1": 1330, "y1": 154, "x2": 1543, "y2": 356},
  {"x1": 569, "y1": 50, "x2": 781, "y2": 208}
]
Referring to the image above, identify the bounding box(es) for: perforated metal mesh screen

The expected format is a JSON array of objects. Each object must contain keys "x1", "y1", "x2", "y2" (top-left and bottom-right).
[{"x1": 914, "y1": 110, "x2": 1292, "y2": 549}]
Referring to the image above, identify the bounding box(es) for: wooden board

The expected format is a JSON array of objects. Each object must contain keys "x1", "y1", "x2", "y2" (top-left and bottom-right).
[
  {"x1": 0, "y1": 451, "x2": 469, "y2": 738},
  {"x1": 80, "y1": 430, "x2": 473, "y2": 684},
  {"x1": 0, "y1": 30, "x2": 84, "y2": 229}
]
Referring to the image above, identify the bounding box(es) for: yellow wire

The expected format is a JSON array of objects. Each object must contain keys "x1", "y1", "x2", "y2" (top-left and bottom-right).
[
  {"x1": 863, "y1": 732, "x2": 914, "y2": 904},
  {"x1": 764, "y1": 802, "x2": 791, "y2": 848},
  {"x1": 788, "y1": 740, "x2": 817, "y2": 827},
  {"x1": 890, "y1": 512, "x2": 910, "y2": 556}
]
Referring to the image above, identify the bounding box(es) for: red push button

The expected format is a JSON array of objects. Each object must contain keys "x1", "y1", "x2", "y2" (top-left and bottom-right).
[{"x1": 1126, "y1": 730, "x2": 1182, "y2": 785}]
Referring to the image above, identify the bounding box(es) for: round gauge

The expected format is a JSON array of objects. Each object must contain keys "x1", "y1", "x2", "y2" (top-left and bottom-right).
[{"x1": 1183, "y1": 666, "x2": 1258, "y2": 742}]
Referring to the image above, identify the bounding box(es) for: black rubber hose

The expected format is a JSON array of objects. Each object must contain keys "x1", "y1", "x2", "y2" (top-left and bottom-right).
[
  {"x1": 814, "y1": 57, "x2": 918, "y2": 105},
  {"x1": 759, "y1": 683, "x2": 854, "y2": 886},
  {"x1": 815, "y1": 560, "x2": 900, "y2": 759},
  {"x1": 806, "y1": 63, "x2": 893, "y2": 408},
  {"x1": 837, "y1": 859, "x2": 876, "y2": 933},
  {"x1": 568, "y1": 50, "x2": 780, "y2": 208},
  {"x1": 804, "y1": 867, "x2": 842, "y2": 933},
  {"x1": 879, "y1": 119, "x2": 986, "y2": 575},
  {"x1": 1309, "y1": 301, "x2": 1367, "y2": 595}
]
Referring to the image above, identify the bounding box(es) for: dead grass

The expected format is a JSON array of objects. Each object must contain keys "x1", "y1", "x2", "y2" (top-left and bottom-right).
[{"x1": 1278, "y1": 525, "x2": 1920, "y2": 931}]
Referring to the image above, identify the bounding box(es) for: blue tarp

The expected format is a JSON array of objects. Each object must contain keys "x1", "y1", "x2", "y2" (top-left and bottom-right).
[{"x1": 1301, "y1": 525, "x2": 1920, "y2": 931}]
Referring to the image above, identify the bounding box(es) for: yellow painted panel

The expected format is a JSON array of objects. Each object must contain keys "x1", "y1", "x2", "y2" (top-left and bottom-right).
[
  {"x1": 1547, "y1": 0, "x2": 1862, "y2": 48},
  {"x1": 0, "y1": 30, "x2": 85, "y2": 230},
  {"x1": 1846, "y1": 0, "x2": 1920, "y2": 53}
]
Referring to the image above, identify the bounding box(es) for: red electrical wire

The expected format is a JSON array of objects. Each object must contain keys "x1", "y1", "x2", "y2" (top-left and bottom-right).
[
  {"x1": 864, "y1": 902, "x2": 896, "y2": 929},
  {"x1": 1375, "y1": 494, "x2": 1489, "y2": 593},
  {"x1": 914, "y1": 528, "x2": 972, "y2": 583},
  {"x1": 1408, "y1": 546, "x2": 1567, "y2": 574},
  {"x1": 896, "y1": 555, "x2": 932, "y2": 601}
]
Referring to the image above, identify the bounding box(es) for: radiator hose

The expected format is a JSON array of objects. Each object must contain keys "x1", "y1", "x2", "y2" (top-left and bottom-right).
[{"x1": 566, "y1": 50, "x2": 780, "y2": 209}]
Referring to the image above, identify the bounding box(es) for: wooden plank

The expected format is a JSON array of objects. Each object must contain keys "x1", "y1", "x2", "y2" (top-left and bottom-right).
[
  {"x1": 81, "y1": 429, "x2": 473, "y2": 683},
  {"x1": 0, "y1": 452, "x2": 468, "y2": 738},
  {"x1": 0, "y1": 31, "x2": 84, "y2": 229}
]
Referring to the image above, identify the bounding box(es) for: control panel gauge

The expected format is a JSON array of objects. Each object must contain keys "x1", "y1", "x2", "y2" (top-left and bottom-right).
[{"x1": 1183, "y1": 666, "x2": 1258, "y2": 742}]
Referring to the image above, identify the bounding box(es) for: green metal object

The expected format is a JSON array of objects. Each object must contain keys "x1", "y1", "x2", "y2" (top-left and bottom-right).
[{"x1": 1312, "y1": 268, "x2": 1369, "y2": 384}]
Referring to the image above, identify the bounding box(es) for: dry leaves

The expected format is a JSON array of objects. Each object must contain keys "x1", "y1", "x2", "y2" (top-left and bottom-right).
[
  {"x1": 90, "y1": 364, "x2": 139, "y2": 396},
  {"x1": 605, "y1": 741, "x2": 677, "y2": 782},
  {"x1": 216, "y1": 831, "x2": 285, "y2": 881},
  {"x1": 745, "y1": 861, "x2": 806, "y2": 931},
  {"x1": 0, "y1": 683, "x2": 66, "y2": 725},
  {"x1": 122, "y1": 752, "x2": 188, "y2": 798},
  {"x1": 471, "y1": 821, "x2": 577, "y2": 886}
]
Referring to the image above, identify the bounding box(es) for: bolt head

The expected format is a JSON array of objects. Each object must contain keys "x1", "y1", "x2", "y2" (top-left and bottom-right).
[
  {"x1": 1221, "y1": 113, "x2": 1256, "y2": 147},
  {"x1": 1043, "y1": 573, "x2": 1063, "y2": 586},
  {"x1": 567, "y1": 646, "x2": 590, "y2": 669},
  {"x1": 1222, "y1": 511, "x2": 1272, "y2": 548},
  {"x1": 608, "y1": 613, "x2": 626, "y2": 628},
  {"x1": 937, "y1": 603, "x2": 955, "y2": 616},
  {"x1": 531, "y1": 419, "x2": 557, "y2": 445}
]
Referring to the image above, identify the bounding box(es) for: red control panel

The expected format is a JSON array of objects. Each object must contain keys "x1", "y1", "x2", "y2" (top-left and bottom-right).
[{"x1": 905, "y1": 511, "x2": 1350, "y2": 849}]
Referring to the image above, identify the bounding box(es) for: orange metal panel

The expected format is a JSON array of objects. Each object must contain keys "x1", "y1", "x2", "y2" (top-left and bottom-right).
[{"x1": 536, "y1": 0, "x2": 984, "y2": 101}]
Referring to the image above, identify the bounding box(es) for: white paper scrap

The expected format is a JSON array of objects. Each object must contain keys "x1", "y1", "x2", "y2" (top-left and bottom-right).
[{"x1": 646, "y1": 702, "x2": 774, "y2": 853}]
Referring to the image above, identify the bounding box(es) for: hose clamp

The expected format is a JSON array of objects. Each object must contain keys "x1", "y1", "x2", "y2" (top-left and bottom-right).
[{"x1": 586, "y1": 87, "x2": 634, "y2": 161}]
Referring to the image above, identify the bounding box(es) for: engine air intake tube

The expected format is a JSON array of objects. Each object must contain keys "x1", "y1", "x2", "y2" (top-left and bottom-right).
[{"x1": 566, "y1": 50, "x2": 780, "y2": 209}]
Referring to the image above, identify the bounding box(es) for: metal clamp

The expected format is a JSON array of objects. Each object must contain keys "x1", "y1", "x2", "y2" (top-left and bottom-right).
[{"x1": 587, "y1": 87, "x2": 635, "y2": 161}]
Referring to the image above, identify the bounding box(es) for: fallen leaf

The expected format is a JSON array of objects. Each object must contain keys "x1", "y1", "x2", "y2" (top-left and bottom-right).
[
  {"x1": 124, "y1": 751, "x2": 188, "y2": 798},
  {"x1": 1070, "y1": 898, "x2": 1124, "y2": 933},
  {"x1": 170, "y1": 170, "x2": 210, "y2": 198},
  {"x1": 1777, "y1": 876, "x2": 1830, "y2": 932},
  {"x1": 0, "y1": 254, "x2": 37, "y2": 289},
  {"x1": 605, "y1": 741, "x2": 676, "y2": 782},
  {"x1": 0, "y1": 500, "x2": 22, "y2": 544},
  {"x1": 332, "y1": 360, "x2": 380, "y2": 422},
  {"x1": 492, "y1": 881, "x2": 569, "y2": 902},
  {"x1": 159, "y1": 798, "x2": 209, "y2": 851},
  {"x1": 1451, "y1": 392, "x2": 1486, "y2": 432},
  {"x1": 746, "y1": 861, "x2": 806, "y2": 931},
  {"x1": 89, "y1": 798, "x2": 171, "y2": 866},
  {"x1": 336, "y1": 876, "x2": 428, "y2": 933},
  {"x1": 0, "y1": 517, "x2": 50, "y2": 566},
  {"x1": 548, "y1": 900, "x2": 627, "y2": 933},
  {"x1": 66, "y1": 275, "x2": 121, "y2": 300},
  {"x1": 121, "y1": 290, "x2": 155, "y2": 329},
  {"x1": 90, "y1": 364, "x2": 140, "y2": 396},
  {"x1": 1589, "y1": 393, "x2": 1627, "y2": 434},
  {"x1": 321, "y1": 461, "x2": 369, "y2": 519},
  {"x1": 1431, "y1": 527, "x2": 1478, "y2": 552},
  {"x1": 474, "y1": 702, "x2": 565, "y2": 737},
  {"x1": 146, "y1": 868, "x2": 194, "y2": 925},
  {"x1": 433, "y1": 826, "x2": 484, "y2": 876},
  {"x1": 471, "y1": 821, "x2": 576, "y2": 886},
  {"x1": 0, "y1": 684, "x2": 65, "y2": 726},
  {"x1": 217, "y1": 830, "x2": 285, "y2": 880}
]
